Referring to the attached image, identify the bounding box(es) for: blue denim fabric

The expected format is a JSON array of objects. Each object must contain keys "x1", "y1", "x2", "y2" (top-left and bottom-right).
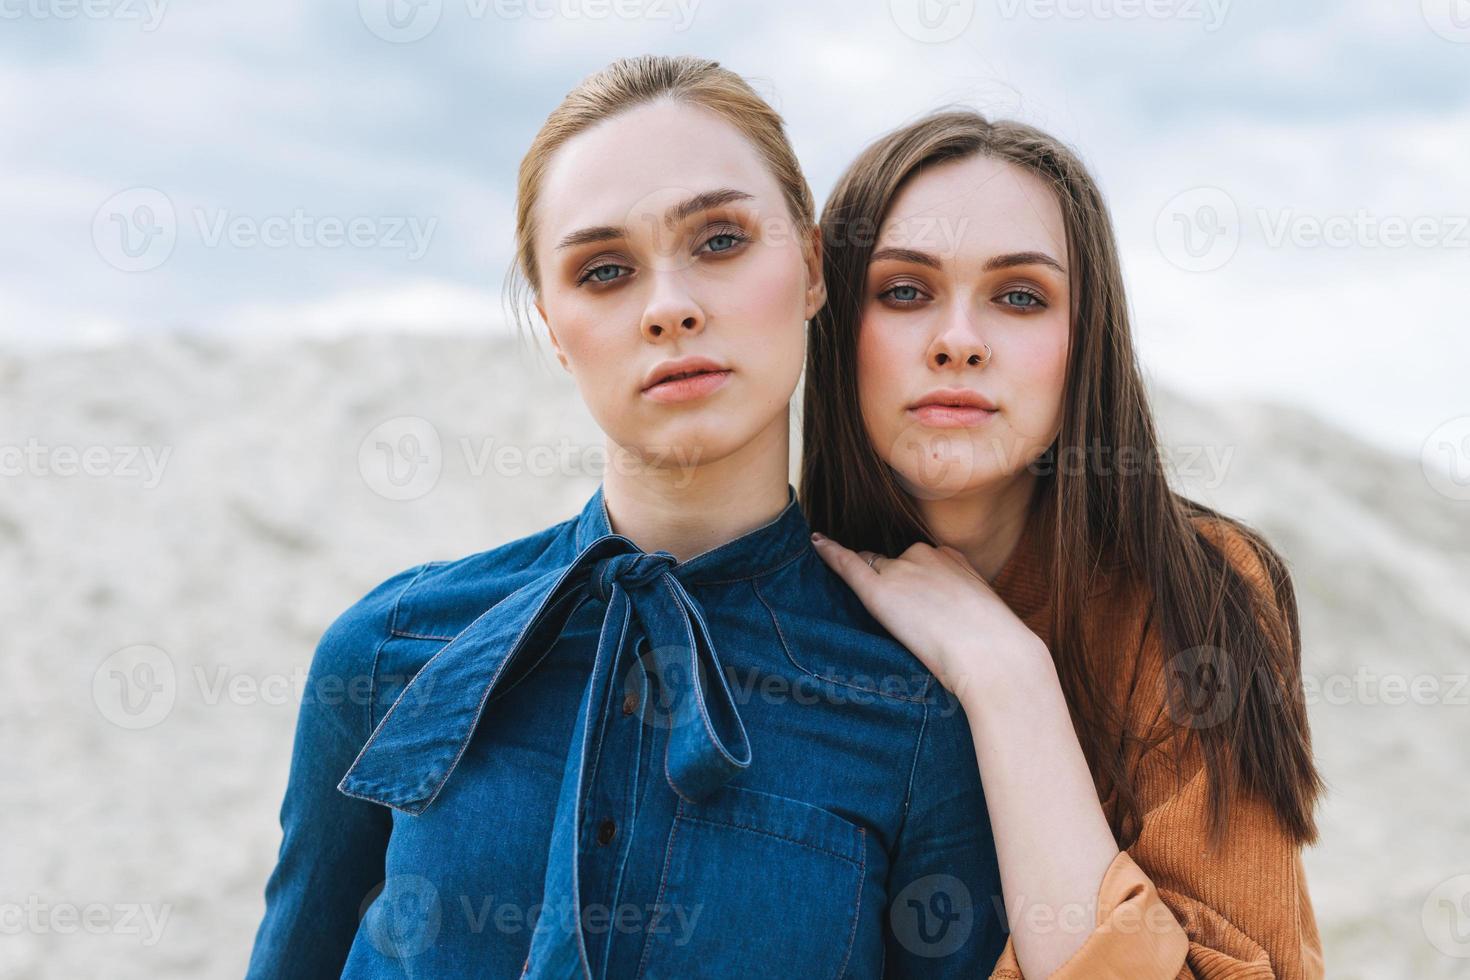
[{"x1": 246, "y1": 484, "x2": 1006, "y2": 978}]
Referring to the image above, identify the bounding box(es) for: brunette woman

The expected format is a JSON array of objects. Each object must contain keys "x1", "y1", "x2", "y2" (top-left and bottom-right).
[{"x1": 804, "y1": 110, "x2": 1324, "y2": 978}]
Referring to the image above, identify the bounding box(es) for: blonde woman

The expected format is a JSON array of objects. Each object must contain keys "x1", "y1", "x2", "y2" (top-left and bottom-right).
[{"x1": 247, "y1": 62, "x2": 1009, "y2": 978}]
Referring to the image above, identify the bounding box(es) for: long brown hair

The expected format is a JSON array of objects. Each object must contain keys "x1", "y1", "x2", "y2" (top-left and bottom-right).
[{"x1": 800, "y1": 109, "x2": 1323, "y2": 850}]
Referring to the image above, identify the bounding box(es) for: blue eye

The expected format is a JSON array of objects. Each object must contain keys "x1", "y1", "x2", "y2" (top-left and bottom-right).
[
  {"x1": 880, "y1": 283, "x2": 924, "y2": 305},
  {"x1": 579, "y1": 263, "x2": 628, "y2": 286},
  {"x1": 1000, "y1": 289, "x2": 1044, "y2": 309},
  {"x1": 701, "y1": 228, "x2": 748, "y2": 254}
]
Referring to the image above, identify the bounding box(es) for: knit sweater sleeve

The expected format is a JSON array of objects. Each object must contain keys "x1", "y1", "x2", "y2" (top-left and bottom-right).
[{"x1": 989, "y1": 521, "x2": 1324, "y2": 979}]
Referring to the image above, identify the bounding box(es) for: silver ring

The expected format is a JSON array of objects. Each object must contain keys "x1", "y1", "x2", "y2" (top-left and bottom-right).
[{"x1": 865, "y1": 554, "x2": 879, "y2": 571}]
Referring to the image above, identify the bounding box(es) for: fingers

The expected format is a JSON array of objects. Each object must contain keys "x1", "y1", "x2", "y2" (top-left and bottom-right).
[{"x1": 810, "y1": 532, "x2": 881, "y2": 591}]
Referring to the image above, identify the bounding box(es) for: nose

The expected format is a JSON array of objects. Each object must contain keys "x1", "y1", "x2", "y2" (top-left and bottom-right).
[
  {"x1": 640, "y1": 271, "x2": 705, "y2": 341},
  {"x1": 928, "y1": 307, "x2": 991, "y2": 368}
]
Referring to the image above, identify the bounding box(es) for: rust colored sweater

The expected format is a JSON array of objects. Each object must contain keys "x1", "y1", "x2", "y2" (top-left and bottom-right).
[{"x1": 984, "y1": 511, "x2": 1324, "y2": 979}]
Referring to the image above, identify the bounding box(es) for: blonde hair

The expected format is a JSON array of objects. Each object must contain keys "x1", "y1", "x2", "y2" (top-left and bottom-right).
[{"x1": 509, "y1": 54, "x2": 815, "y2": 305}]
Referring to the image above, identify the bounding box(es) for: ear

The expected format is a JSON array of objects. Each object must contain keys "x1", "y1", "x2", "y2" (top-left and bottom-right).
[
  {"x1": 534, "y1": 299, "x2": 571, "y2": 372},
  {"x1": 802, "y1": 225, "x2": 828, "y2": 320}
]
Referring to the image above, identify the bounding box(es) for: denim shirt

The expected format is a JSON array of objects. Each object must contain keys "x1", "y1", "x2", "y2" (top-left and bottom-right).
[{"x1": 246, "y1": 484, "x2": 1006, "y2": 979}]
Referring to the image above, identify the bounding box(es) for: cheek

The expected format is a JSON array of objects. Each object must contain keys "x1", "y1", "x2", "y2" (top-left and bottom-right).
[
  {"x1": 711, "y1": 246, "x2": 809, "y2": 389},
  {"x1": 543, "y1": 290, "x2": 631, "y2": 371},
  {"x1": 855, "y1": 310, "x2": 911, "y2": 421},
  {"x1": 1003, "y1": 316, "x2": 1070, "y2": 440},
  {"x1": 720, "y1": 245, "x2": 806, "y2": 333}
]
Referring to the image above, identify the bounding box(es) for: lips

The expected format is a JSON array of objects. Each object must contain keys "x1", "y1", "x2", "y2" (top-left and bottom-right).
[
  {"x1": 641, "y1": 355, "x2": 731, "y2": 392},
  {"x1": 908, "y1": 388, "x2": 998, "y2": 412},
  {"x1": 907, "y1": 388, "x2": 998, "y2": 428},
  {"x1": 641, "y1": 355, "x2": 733, "y2": 404},
  {"x1": 659, "y1": 369, "x2": 715, "y2": 384}
]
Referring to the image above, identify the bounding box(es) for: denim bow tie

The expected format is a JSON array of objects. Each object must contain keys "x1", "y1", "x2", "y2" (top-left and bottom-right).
[{"x1": 338, "y1": 533, "x2": 754, "y2": 977}]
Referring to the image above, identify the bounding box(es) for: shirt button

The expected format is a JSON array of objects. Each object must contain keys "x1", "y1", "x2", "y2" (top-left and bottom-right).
[
  {"x1": 621, "y1": 691, "x2": 639, "y2": 716},
  {"x1": 596, "y1": 817, "x2": 617, "y2": 846}
]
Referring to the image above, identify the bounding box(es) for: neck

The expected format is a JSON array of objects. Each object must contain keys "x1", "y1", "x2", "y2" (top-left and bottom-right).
[
  {"x1": 917, "y1": 470, "x2": 1037, "y2": 582},
  {"x1": 601, "y1": 410, "x2": 793, "y2": 563}
]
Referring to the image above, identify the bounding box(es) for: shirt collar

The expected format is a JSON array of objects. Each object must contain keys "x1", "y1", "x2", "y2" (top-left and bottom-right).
[{"x1": 572, "y1": 482, "x2": 811, "y2": 585}]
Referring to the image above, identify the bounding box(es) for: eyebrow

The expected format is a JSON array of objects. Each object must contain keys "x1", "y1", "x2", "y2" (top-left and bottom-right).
[
  {"x1": 555, "y1": 188, "x2": 756, "y2": 250},
  {"x1": 869, "y1": 246, "x2": 1067, "y2": 275}
]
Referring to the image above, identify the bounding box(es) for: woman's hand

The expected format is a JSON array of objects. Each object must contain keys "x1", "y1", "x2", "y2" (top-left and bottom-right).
[{"x1": 809, "y1": 532, "x2": 1049, "y2": 708}]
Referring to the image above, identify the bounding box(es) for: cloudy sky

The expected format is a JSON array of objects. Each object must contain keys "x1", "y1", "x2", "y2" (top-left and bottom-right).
[{"x1": 2, "y1": 0, "x2": 1466, "y2": 457}]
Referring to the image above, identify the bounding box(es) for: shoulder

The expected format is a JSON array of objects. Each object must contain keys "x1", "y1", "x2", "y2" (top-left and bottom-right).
[
  {"x1": 751, "y1": 548, "x2": 944, "y2": 705},
  {"x1": 1190, "y1": 513, "x2": 1287, "y2": 605},
  {"x1": 314, "y1": 517, "x2": 580, "y2": 674},
  {"x1": 1080, "y1": 514, "x2": 1292, "y2": 742},
  {"x1": 389, "y1": 517, "x2": 582, "y2": 641}
]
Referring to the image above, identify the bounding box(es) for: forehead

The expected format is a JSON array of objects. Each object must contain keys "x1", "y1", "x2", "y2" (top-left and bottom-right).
[
  {"x1": 876, "y1": 154, "x2": 1066, "y2": 261},
  {"x1": 535, "y1": 99, "x2": 786, "y2": 249}
]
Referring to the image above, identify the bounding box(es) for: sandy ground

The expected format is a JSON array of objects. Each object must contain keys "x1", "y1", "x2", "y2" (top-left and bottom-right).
[{"x1": 2, "y1": 332, "x2": 1465, "y2": 978}]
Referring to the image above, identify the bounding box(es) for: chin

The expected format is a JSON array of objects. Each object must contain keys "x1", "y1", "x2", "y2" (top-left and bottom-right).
[
  {"x1": 885, "y1": 432, "x2": 1001, "y2": 501},
  {"x1": 618, "y1": 416, "x2": 755, "y2": 472}
]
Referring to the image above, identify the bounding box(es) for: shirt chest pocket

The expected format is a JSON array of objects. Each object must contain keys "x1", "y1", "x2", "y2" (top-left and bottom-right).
[{"x1": 634, "y1": 784, "x2": 867, "y2": 980}]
